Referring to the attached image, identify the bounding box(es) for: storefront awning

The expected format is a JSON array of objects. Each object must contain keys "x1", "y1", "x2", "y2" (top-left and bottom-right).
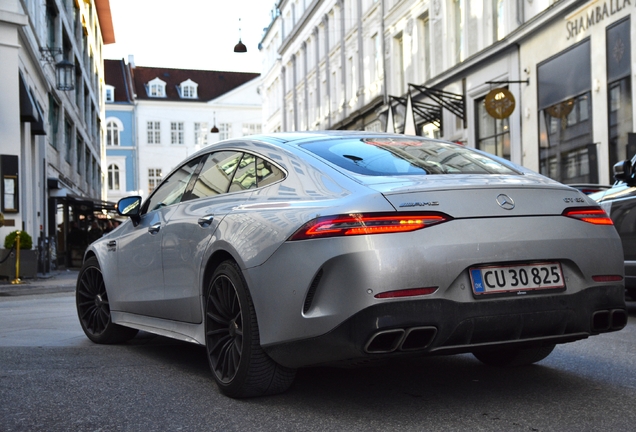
[{"x1": 19, "y1": 74, "x2": 46, "y2": 135}]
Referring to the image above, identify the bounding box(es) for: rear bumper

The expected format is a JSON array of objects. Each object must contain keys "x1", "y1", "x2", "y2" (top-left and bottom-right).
[{"x1": 263, "y1": 285, "x2": 626, "y2": 368}]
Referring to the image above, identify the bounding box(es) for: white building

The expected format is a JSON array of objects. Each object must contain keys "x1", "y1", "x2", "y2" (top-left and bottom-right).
[
  {"x1": 104, "y1": 60, "x2": 262, "y2": 202},
  {"x1": 260, "y1": 0, "x2": 636, "y2": 186},
  {"x1": 0, "y1": 0, "x2": 113, "y2": 271}
]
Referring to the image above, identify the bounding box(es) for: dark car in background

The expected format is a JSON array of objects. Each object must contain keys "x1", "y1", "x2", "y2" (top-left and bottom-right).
[{"x1": 591, "y1": 156, "x2": 636, "y2": 301}]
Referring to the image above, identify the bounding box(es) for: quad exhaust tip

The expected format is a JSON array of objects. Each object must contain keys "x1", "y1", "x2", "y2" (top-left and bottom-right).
[
  {"x1": 591, "y1": 309, "x2": 627, "y2": 332},
  {"x1": 365, "y1": 326, "x2": 438, "y2": 354}
]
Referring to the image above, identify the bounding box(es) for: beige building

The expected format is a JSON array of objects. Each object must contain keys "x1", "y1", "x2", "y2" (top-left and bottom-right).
[
  {"x1": 260, "y1": 0, "x2": 635, "y2": 186},
  {"x1": 0, "y1": 0, "x2": 113, "y2": 271}
]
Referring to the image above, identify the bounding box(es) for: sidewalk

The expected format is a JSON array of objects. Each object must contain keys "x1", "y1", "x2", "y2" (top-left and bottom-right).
[{"x1": 0, "y1": 269, "x2": 78, "y2": 296}]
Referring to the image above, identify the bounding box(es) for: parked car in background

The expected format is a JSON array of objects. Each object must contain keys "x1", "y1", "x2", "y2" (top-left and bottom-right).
[
  {"x1": 591, "y1": 156, "x2": 636, "y2": 301},
  {"x1": 566, "y1": 184, "x2": 613, "y2": 195},
  {"x1": 76, "y1": 131, "x2": 627, "y2": 398}
]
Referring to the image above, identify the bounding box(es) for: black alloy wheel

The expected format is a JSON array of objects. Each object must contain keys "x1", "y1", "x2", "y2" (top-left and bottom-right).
[
  {"x1": 205, "y1": 260, "x2": 296, "y2": 398},
  {"x1": 76, "y1": 257, "x2": 138, "y2": 344},
  {"x1": 206, "y1": 272, "x2": 243, "y2": 384}
]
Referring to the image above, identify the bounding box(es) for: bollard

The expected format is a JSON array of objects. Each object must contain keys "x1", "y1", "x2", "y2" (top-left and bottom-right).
[{"x1": 11, "y1": 231, "x2": 22, "y2": 285}]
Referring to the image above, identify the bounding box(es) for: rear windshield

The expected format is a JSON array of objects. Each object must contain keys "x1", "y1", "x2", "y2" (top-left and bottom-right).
[{"x1": 301, "y1": 138, "x2": 518, "y2": 176}]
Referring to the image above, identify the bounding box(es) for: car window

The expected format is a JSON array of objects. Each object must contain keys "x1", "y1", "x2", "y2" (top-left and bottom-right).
[
  {"x1": 188, "y1": 151, "x2": 243, "y2": 199},
  {"x1": 301, "y1": 138, "x2": 518, "y2": 176},
  {"x1": 229, "y1": 153, "x2": 257, "y2": 192},
  {"x1": 143, "y1": 157, "x2": 202, "y2": 214},
  {"x1": 256, "y1": 157, "x2": 285, "y2": 186}
]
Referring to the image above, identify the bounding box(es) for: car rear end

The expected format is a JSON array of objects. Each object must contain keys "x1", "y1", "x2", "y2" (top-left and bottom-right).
[{"x1": 247, "y1": 136, "x2": 627, "y2": 368}]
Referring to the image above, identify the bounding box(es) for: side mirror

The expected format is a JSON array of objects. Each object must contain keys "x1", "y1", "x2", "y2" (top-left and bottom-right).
[
  {"x1": 613, "y1": 160, "x2": 634, "y2": 183},
  {"x1": 117, "y1": 196, "x2": 142, "y2": 223}
]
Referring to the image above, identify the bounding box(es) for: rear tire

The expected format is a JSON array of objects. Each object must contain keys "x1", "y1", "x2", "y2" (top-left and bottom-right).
[
  {"x1": 205, "y1": 260, "x2": 296, "y2": 398},
  {"x1": 76, "y1": 257, "x2": 138, "y2": 344},
  {"x1": 473, "y1": 344, "x2": 555, "y2": 367}
]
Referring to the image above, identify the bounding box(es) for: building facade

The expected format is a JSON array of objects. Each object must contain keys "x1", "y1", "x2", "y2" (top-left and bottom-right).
[
  {"x1": 260, "y1": 0, "x2": 635, "y2": 186},
  {"x1": 104, "y1": 59, "x2": 262, "y2": 203},
  {"x1": 0, "y1": 0, "x2": 113, "y2": 272}
]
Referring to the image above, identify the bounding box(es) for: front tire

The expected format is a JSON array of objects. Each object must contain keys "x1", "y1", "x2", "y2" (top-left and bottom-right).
[
  {"x1": 473, "y1": 344, "x2": 555, "y2": 367},
  {"x1": 205, "y1": 260, "x2": 296, "y2": 398},
  {"x1": 76, "y1": 256, "x2": 138, "y2": 344}
]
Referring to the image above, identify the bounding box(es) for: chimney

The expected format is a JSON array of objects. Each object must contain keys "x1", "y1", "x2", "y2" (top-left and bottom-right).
[{"x1": 128, "y1": 55, "x2": 135, "y2": 68}]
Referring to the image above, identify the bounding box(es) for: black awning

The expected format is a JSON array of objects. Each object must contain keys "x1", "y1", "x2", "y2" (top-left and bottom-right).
[
  {"x1": 19, "y1": 73, "x2": 38, "y2": 123},
  {"x1": 19, "y1": 74, "x2": 47, "y2": 135},
  {"x1": 538, "y1": 40, "x2": 591, "y2": 110}
]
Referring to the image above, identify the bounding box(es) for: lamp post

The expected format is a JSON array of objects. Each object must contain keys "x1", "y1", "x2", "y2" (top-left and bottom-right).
[
  {"x1": 55, "y1": 59, "x2": 75, "y2": 91},
  {"x1": 39, "y1": 47, "x2": 75, "y2": 91}
]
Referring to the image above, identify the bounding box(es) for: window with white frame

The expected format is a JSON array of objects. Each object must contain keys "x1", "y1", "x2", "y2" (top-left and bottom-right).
[
  {"x1": 108, "y1": 164, "x2": 120, "y2": 190},
  {"x1": 393, "y1": 33, "x2": 405, "y2": 94},
  {"x1": 171, "y1": 122, "x2": 184, "y2": 144},
  {"x1": 417, "y1": 13, "x2": 431, "y2": 82},
  {"x1": 148, "y1": 168, "x2": 163, "y2": 194},
  {"x1": 179, "y1": 79, "x2": 198, "y2": 99},
  {"x1": 147, "y1": 78, "x2": 166, "y2": 97},
  {"x1": 242, "y1": 123, "x2": 263, "y2": 136},
  {"x1": 194, "y1": 122, "x2": 208, "y2": 146},
  {"x1": 219, "y1": 123, "x2": 232, "y2": 140},
  {"x1": 106, "y1": 120, "x2": 120, "y2": 146},
  {"x1": 105, "y1": 85, "x2": 115, "y2": 103},
  {"x1": 147, "y1": 121, "x2": 161, "y2": 144}
]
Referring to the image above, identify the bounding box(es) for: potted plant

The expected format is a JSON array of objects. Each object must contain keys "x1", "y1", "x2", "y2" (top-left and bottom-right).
[{"x1": 0, "y1": 230, "x2": 38, "y2": 279}]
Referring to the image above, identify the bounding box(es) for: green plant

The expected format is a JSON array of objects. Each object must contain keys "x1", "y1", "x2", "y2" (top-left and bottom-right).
[{"x1": 3, "y1": 230, "x2": 33, "y2": 250}]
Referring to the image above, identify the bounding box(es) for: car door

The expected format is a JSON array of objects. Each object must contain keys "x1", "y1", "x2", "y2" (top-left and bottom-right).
[
  {"x1": 114, "y1": 157, "x2": 202, "y2": 316},
  {"x1": 160, "y1": 150, "x2": 254, "y2": 323}
]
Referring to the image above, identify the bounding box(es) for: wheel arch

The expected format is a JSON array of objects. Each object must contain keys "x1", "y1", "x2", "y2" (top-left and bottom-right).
[{"x1": 202, "y1": 250, "x2": 241, "y2": 298}]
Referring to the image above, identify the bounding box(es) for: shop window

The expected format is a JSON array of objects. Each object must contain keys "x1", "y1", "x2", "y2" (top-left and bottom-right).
[
  {"x1": 475, "y1": 94, "x2": 510, "y2": 160},
  {"x1": 538, "y1": 40, "x2": 595, "y2": 183},
  {"x1": 607, "y1": 17, "x2": 633, "y2": 168}
]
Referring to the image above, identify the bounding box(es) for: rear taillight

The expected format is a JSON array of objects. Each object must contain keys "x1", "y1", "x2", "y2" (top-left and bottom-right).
[
  {"x1": 289, "y1": 212, "x2": 451, "y2": 240},
  {"x1": 562, "y1": 207, "x2": 613, "y2": 225}
]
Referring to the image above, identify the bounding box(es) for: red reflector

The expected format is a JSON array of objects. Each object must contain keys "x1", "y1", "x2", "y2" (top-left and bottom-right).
[
  {"x1": 592, "y1": 275, "x2": 623, "y2": 282},
  {"x1": 374, "y1": 287, "x2": 438, "y2": 299},
  {"x1": 562, "y1": 207, "x2": 613, "y2": 225},
  {"x1": 289, "y1": 212, "x2": 451, "y2": 240}
]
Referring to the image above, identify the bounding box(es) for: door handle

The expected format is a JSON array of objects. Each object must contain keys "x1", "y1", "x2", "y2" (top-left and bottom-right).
[
  {"x1": 198, "y1": 215, "x2": 214, "y2": 228},
  {"x1": 148, "y1": 222, "x2": 161, "y2": 235}
]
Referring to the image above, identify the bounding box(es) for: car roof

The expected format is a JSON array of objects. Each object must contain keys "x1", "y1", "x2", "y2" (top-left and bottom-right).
[{"x1": 246, "y1": 131, "x2": 411, "y2": 146}]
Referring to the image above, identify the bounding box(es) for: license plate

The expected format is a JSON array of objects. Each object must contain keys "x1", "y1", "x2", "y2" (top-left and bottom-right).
[{"x1": 470, "y1": 262, "x2": 565, "y2": 296}]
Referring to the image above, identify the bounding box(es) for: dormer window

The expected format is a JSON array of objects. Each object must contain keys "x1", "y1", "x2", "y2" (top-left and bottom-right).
[
  {"x1": 147, "y1": 78, "x2": 167, "y2": 97},
  {"x1": 105, "y1": 85, "x2": 115, "y2": 103},
  {"x1": 179, "y1": 79, "x2": 198, "y2": 99}
]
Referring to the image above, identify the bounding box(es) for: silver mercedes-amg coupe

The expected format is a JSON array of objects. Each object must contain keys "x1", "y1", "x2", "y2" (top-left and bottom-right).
[{"x1": 76, "y1": 131, "x2": 627, "y2": 398}]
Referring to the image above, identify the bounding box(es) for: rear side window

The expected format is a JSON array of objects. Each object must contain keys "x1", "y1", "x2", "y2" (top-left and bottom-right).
[
  {"x1": 188, "y1": 151, "x2": 243, "y2": 199},
  {"x1": 256, "y1": 157, "x2": 285, "y2": 186},
  {"x1": 229, "y1": 153, "x2": 257, "y2": 192},
  {"x1": 301, "y1": 138, "x2": 518, "y2": 176}
]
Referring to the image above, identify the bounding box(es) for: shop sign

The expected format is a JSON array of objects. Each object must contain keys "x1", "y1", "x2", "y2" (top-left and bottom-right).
[
  {"x1": 566, "y1": 0, "x2": 634, "y2": 40},
  {"x1": 484, "y1": 88, "x2": 515, "y2": 120}
]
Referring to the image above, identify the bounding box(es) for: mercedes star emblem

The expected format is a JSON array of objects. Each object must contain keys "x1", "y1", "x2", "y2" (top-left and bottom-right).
[{"x1": 496, "y1": 194, "x2": 515, "y2": 210}]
